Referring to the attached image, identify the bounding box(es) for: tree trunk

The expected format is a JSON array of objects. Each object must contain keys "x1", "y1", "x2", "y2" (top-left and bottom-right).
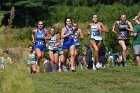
[
  {"x1": 4, "y1": 5, "x2": 15, "y2": 33},
  {"x1": 25, "y1": 8, "x2": 29, "y2": 27}
]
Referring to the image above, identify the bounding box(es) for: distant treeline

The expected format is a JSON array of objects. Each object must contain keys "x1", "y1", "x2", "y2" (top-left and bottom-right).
[{"x1": 0, "y1": 0, "x2": 139, "y2": 27}]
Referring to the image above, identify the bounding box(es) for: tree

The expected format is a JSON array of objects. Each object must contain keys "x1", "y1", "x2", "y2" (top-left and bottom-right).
[{"x1": 0, "y1": 0, "x2": 48, "y2": 27}]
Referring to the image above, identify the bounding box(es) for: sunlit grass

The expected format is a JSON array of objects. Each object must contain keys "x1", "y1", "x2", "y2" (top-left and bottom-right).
[
  {"x1": 31, "y1": 66, "x2": 140, "y2": 93},
  {"x1": 0, "y1": 63, "x2": 33, "y2": 93}
]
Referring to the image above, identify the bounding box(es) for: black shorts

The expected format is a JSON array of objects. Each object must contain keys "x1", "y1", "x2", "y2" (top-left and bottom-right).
[
  {"x1": 118, "y1": 39, "x2": 129, "y2": 46},
  {"x1": 91, "y1": 39, "x2": 102, "y2": 45}
]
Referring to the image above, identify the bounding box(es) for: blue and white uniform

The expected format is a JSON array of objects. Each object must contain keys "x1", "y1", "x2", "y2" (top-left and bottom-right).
[
  {"x1": 74, "y1": 30, "x2": 81, "y2": 49},
  {"x1": 58, "y1": 40, "x2": 64, "y2": 55},
  {"x1": 48, "y1": 35, "x2": 58, "y2": 51},
  {"x1": 90, "y1": 25, "x2": 102, "y2": 41},
  {"x1": 62, "y1": 26, "x2": 75, "y2": 49},
  {"x1": 34, "y1": 28, "x2": 47, "y2": 52},
  {"x1": 0, "y1": 57, "x2": 7, "y2": 70},
  {"x1": 27, "y1": 52, "x2": 36, "y2": 65}
]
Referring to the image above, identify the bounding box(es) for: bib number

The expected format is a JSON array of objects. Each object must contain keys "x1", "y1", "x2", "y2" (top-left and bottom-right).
[
  {"x1": 59, "y1": 50, "x2": 63, "y2": 54},
  {"x1": 37, "y1": 41, "x2": 44, "y2": 45},
  {"x1": 120, "y1": 31, "x2": 127, "y2": 36},
  {"x1": 93, "y1": 31, "x2": 100, "y2": 36},
  {"x1": 69, "y1": 34, "x2": 74, "y2": 40}
]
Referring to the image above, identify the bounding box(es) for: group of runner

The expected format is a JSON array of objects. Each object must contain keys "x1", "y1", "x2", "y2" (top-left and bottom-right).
[{"x1": 28, "y1": 12, "x2": 140, "y2": 73}]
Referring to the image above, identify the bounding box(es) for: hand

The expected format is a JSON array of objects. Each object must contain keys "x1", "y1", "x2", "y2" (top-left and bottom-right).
[
  {"x1": 44, "y1": 36, "x2": 47, "y2": 40},
  {"x1": 32, "y1": 40, "x2": 35, "y2": 44},
  {"x1": 67, "y1": 31, "x2": 71, "y2": 36},
  {"x1": 130, "y1": 32, "x2": 137, "y2": 37},
  {"x1": 125, "y1": 27, "x2": 130, "y2": 31}
]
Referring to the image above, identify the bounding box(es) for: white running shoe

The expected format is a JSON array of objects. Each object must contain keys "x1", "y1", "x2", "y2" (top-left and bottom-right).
[
  {"x1": 92, "y1": 64, "x2": 96, "y2": 70},
  {"x1": 70, "y1": 67, "x2": 75, "y2": 72},
  {"x1": 96, "y1": 62, "x2": 102, "y2": 69},
  {"x1": 63, "y1": 66, "x2": 67, "y2": 72}
]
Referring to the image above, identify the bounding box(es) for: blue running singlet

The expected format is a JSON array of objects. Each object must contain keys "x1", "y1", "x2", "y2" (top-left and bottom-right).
[
  {"x1": 62, "y1": 26, "x2": 75, "y2": 49},
  {"x1": 34, "y1": 28, "x2": 47, "y2": 52},
  {"x1": 58, "y1": 40, "x2": 64, "y2": 55}
]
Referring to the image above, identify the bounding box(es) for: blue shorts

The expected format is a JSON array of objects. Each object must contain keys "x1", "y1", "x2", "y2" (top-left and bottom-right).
[
  {"x1": 62, "y1": 40, "x2": 75, "y2": 49},
  {"x1": 34, "y1": 44, "x2": 46, "y2": 52}
]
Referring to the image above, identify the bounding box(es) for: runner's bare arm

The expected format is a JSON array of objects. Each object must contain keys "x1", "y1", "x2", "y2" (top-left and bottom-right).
[
  {"x1": 99, "y1": 22, "x2": 108, "y2": 32},
  {"x1": 32, "y1": 29, "x2": 36, "y2": 43},
  {"x1": 44, "y1": 29, "x2": 51, "y2": 40},
  {"x1": 112, "y1": 21, "x2": 118, "y2": 34},
  {"x1": 86, "y1": 24, "x2": 91, "y2": 35},
  {"x1": 54, "y1": 36, "x2": 61, "y2": 47},
  {"x1": 127, "y1": 22, "x2": 134, "y2": 32},
  {"x1": 8, "y1": 57, "x2": 13, "y2": 64},
  {"x1": 79, "y1": 28, "x2": 84, "y2": 39},
  {"x1": 61, "y1": 27, "x2": 70, "y2": 39},
  {"x1": 135, "y1": 12, "x2": 140, "y2": 25}
]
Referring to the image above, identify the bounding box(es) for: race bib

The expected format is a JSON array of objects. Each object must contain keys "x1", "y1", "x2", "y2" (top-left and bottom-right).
[
  {"x1": 119, "y1": 31, "x2": 127, "y2": 37},
  {"x1": 49, "y1": 42, "x2": 55, "y2": 46},
  {"x1": 92, "y1": 31, "x2": 101, "y2": 36},
  {"x1": 59, "y1": 50, "x2": 63, "y2": 54},
  {"x1": 37, "y1": 41, "x2": 44, "y2": 45}
]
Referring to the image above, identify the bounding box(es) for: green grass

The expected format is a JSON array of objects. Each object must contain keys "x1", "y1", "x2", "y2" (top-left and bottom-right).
[
  {"x1": 0, "y1": 62, "x2": 140, "y2": 93},
  {"x1": 30, "y1": 66, "x2": 140, "y2": 93}
]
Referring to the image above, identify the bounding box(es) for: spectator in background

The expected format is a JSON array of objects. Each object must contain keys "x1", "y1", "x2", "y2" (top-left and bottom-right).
[
  {"x1": 98, "y1": 42, "x2": 107, "y2": 68},
  {"x1": 132, "y1": 18, "x2": 140, "y2": 67},
  {"x1": 80, "y1": 54, "x2": 87, "y2": 69},
  {"x1": 27, "y1": 45, "x2": 37, "y2": 73},
  {"x1": 134, "y1": 12, "x2": 140, "y2": 25},
  {"x1": 43, "y1": 56, "x2": 52, "y2": 72},
  {"x1": 0, "y1": 50, "x2": 13, "y2": 71},
  {"x1": 84, "y1": 43, "x2": 93, "y2": 69}
]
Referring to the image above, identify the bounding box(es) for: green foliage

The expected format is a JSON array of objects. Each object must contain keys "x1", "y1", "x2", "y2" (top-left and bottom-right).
[
  {"x1": 0, "y1": 63, "x2": 33, "y2": 93},
  {"x1": 0, "y1": 27, "x2": 31, "y2": 48},
  {"x1": 13, "y1": 27, "x2": 32, "y2": 40},
  {"x1": 14, "y1": 0, "x2": 43, "y2": 8}
]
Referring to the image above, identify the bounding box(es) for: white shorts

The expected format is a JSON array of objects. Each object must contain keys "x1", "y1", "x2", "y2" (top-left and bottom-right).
[{"x1": 134, "y1": 45, "x2": 140, "y2": 55}]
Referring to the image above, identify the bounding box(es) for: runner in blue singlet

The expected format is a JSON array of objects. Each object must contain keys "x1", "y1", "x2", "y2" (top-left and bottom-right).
[
  {"x1": 112, "y1": 13, "x2": 134, "y2": 66},
  {"x1": 86, "y1": 14, "x2": 108, "y2": 69},
  {"x1": 32, "y1": 20, "x2": 50, "y2": 73},
  {"x1": 61, "y1": 17, "x2": 76, "y2": 71}
]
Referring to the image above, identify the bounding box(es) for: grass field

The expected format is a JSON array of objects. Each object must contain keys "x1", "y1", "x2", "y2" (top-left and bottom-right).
[
  {"x1": 0, "y1": 62, "x2": 140, "y2": 93},
  {"x1": 30, "y1": 66, "x2": 140, "y2": 93}
]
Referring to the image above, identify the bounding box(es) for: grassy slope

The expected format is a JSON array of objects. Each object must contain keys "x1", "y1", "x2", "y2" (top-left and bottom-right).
[{"x1": 31, "y1": 66, "x2": 140, "y2": 93}]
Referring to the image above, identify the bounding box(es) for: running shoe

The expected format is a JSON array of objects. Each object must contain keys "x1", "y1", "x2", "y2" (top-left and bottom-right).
[
  {"x1": 96, "y1": 62, "x2": 102, "y2": 68},
  {"x1": 124, "y1": 62, "x2": 128, "y2": 67},
  {"x1": 70, "y1": 67, "x2": 76, "y2": 72},
  {"x1": 92, "y1": 64, "x2": 96, "y2": 70}
]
